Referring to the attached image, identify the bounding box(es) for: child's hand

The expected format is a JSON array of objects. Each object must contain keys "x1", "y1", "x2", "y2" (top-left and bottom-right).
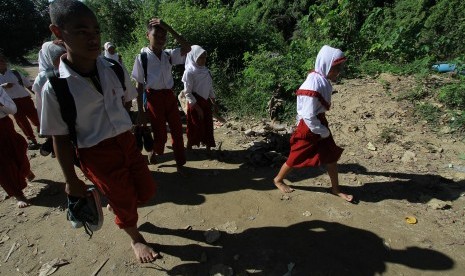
[
  {"x1": 65, "y1": 177, "x2": 87, "y2": 198},
  {"x1": 149, "y1": 18, "x2": 170, "y2": 31},
  {"x1": 1, "y1": 83, "x2": 14, "y2": 89}
]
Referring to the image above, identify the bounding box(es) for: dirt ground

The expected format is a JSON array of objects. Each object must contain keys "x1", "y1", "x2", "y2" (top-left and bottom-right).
[{"x1": 0, "y1": 66, "x2": 464, "y2": 276}]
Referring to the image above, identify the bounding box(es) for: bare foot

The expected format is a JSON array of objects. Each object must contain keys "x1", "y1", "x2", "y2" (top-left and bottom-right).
[
  {"x1": 106, "y1": 204, "x2": 114, "y2": 214},
  {"x1": 331, "y1": 188, "x2": 355, "y2": 203},
  {"x1": 148, "y1": 152, "x2": 157, "y2": 165},
  {"x1": 26, "y1": 171, "x2": 35, "y2": 182},
  {"x1": 15, "y1": 195, "x2": 30, "y2": 208},
  {"x1": 131, "y1": 241, "x2": 159, "y2": 263},
  {"x1": 274, "y1": 178, "x2": 294, "y2": 193}
]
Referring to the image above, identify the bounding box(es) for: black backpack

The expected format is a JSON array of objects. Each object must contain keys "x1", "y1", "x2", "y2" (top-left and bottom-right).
[
  {"x1": 10, "y1": 69, "x2": 24, "y2": 87},
  {"x1": 46, "y1": 57, "x2": 126, "y2": 164}
]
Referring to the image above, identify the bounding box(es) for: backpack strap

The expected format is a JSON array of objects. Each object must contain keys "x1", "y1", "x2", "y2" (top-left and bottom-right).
[
  {"x1": 102, "y1": 57, "x2": 126, "y2": 91},
  {"x1": 140, "y1": 52, "x2": 148, "y2": 84},
  {"x1": 10, "y1": 69, "x2": 24, "y2": 87},
  {"x1": 46, "y1": 69, "x2": 78, "y2": 147}
]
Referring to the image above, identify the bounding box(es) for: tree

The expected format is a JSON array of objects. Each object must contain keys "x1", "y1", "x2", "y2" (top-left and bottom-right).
[
  {"x1": 85, "y1": 0, "x2": 141, "y2": 47},
  {"x1": 0, "y1": 0, "x2": 50, "y2": 60}
]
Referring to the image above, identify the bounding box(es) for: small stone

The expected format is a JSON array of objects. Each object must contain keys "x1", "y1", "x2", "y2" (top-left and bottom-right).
[
  {"x1": 401, "y1": 151, "x2": 417, "y2": 163},
  {"x1": 302, "y1": 211, "x2": 312, "y2": 217},
  {"x1": 210, "y1": 264, "x2": 234, "y2": 276},
  {"x1": 244, "y1": 129, "x2": 255, "y2": 136},
  {"x1": 427, "y1": 198, "x2": 451, "y2": 210},
  {"x1": 366, "y1": 142, "x2": 377, "y2": 151}
]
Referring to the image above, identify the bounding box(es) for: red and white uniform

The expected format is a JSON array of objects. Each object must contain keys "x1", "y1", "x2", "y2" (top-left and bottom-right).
[
  {"x1": 0, "y1": 69, "x2": 39, "y2": 141},
  {"x1": 0, "y1": 88, "x2": 30, "y2": 198},
  {"x1": 132, "y1": 47, "x2": 186, "y2": 166},
  {"x1": 286, "y1": 45, "x2": 346, "y2": 168},
  {"x1": 41, "y1": 56, "x2": 156, "y2": 229},
  {"x1": 182, "y1": 45, "x2": 216, "y2": 148}
]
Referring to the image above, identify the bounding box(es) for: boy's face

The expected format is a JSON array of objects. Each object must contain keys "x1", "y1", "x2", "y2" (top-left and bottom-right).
[
  {"x1": 51, "y1": 13, "x2": 101, "y2": 61},
  {"x1": 147, "y1": 28, "x2": 167, "y2": 51}
]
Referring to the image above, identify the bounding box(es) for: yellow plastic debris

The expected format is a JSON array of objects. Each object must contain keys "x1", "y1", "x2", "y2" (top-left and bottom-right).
[{"x1": 405, "y1": 216, "x2": 417, "y2": 224}]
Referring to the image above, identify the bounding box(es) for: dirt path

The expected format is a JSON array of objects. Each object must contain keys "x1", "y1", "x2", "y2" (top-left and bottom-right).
[{"x1": 0, "y1": 67, "x2": 464, "y2": 275}]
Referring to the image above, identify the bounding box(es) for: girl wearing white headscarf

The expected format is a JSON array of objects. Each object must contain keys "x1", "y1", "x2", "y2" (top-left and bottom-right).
[
  {"x1": 274, "y1": 45, "x2": 356, "y2": 203},
  {"x1": 103, "y1": 42, "x2": 123, "y2": 65},
  {"x1": 181, "y1": 45, "x2": 216, "y2": 151},
  {"x1": 32, "y1": 41, "x2": 66, "y2": 157}
]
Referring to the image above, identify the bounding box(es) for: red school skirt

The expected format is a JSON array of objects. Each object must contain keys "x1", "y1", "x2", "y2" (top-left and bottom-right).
[
  {"x1": 0, "y1": 116, "x2": 30, "y2": 197},
  {"x1": 285, "y1": 113, "x2": 343, "y2": 168}
]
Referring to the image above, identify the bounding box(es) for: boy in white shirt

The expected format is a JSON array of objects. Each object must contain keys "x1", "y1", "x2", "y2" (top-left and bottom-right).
[
  {"x1": 132, "y1": 18, "x2": 190, "y2": 173},
  {"x1": 43, "y1": 0, "x2": 158, "y2": 263},
  {"x1": 0, "y1": 87, "x2": 35, "y2": 208},
  {"x1": 0, "y1": 53, "x2": 40, "y2": 150}
]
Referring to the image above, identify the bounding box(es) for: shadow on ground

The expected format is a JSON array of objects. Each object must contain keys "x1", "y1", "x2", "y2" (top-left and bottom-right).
[{"x1": 139, "y1": 220, "x2": 454, "y2": 276}]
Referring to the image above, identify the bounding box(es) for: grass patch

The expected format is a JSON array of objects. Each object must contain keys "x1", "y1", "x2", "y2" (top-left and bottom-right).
[
  {"x1": 414, "y1": 102, "x2": 441, "y2": 126},
  {"x1": 379, "y1": 127, "x2": 402, "y2": 144}
]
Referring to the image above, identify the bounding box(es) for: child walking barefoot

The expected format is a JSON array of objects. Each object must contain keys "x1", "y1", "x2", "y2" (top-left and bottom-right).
[
  {"x1": 43, "y1": 0, "x2": 158, "y2": 262},
  {"x1": 182, "y1": 45, "x2": 217, "y2": 152},
  {"x1": 274, "y1": 45, "x2": 355, "y2": 203}
]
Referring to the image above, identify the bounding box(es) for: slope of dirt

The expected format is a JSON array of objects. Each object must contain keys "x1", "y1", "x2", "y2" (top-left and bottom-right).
[{"x1": 0, "y1": 66, "x2": 464, "y2": 276}]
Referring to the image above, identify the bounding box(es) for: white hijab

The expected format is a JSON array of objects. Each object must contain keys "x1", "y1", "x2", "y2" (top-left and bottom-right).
[
  {"x1": 181, "y1": 45, "x2": 210, "y2": 82},
  {"x1": 299, "y1": 45, "x2": 346, "y2": 104},
  {"x1": 103, "y1": 42, "x2": 120, "y2": 62},
  {"x1": 38, "y1": 41, "x2": 66, "y2": 72}
]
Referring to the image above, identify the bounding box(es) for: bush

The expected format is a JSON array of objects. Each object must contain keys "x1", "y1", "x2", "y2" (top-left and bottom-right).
[
  {"x1": 0, "y1": 0, "x2": 49, "y2": 60},
  {"x1": 438, "y1": 83, "x2": 465, "y2": 109}
]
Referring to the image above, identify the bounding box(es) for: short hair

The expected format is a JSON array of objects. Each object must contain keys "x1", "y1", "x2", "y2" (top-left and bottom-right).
[
  {"x1": 49, "y1": 0, "x2": 95, "y2": 27},
  {"x1": 146, "y1": 21, "x2": 166, "y2": 33}
]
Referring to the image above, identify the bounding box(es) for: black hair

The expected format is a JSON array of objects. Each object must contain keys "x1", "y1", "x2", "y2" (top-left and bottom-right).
[
  {"x1": 146, "y1": 21, "x2": 166, "y2": 33},
  {"x1": 49, "y1": 0, "x2": 95, "y2": 27}
]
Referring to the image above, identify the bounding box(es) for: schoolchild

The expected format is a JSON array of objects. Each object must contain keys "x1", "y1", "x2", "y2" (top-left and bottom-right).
[
  {"x1": 273, "y1": 45, "x2": 355, "y2": 203},
  {"x1": 0, "y1": 87, "x2": 35, "y2": 208},
  {"x1": 132, "y1": 18, "x2": 190, "y2": 174},
  {"x1": 32, "y1": 41, "x2": 67, "y2": 156},
  {"x1": 181, "y1": 45, "x2": 217, "y2": 152},
  {"x1": 103, "y1": 42, "x2": 123, "y2": 65},
  {"x1": 0, "y1": 53, "x2": 41, "y2": 149},
  {"x1": 43, "y1": 0, "x2": 158, "y2": 262}
]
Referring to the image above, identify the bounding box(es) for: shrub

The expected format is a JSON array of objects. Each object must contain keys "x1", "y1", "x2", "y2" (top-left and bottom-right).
[{"x1": 438, "y1": 83, "x2": 465, "y2": 109}]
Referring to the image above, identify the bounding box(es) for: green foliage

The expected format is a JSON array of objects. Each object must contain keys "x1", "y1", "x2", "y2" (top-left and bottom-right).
[
  {"x1": 0, "y1": 0, "x2": 49, "y2": 60},
  {"x1": 422, "y1": 0, "x2": 465, "y2": 60},
  {"x1": 438, "y1": 83, "x2": 465, "y2": 109},
  {"x1": 414, "y1": 102, "x2": 440, "y2": 126},
  {"x1": 85, "y1": 0, "x2": 141, "y2": 48}
]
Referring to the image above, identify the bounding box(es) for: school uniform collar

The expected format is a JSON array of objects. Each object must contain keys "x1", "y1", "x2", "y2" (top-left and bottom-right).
[{"x1": 58, "y1": 55, "x2": 112, "y2": 79}]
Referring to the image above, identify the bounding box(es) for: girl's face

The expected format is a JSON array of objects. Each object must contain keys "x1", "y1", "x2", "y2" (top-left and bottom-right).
[
  {"x1": 107, "y1": 46, "x2": 116, "y2": 55},
  {"x1": 196, "y1": 52, "x2": 207, "y2": 66},
  {"x1": 327, "y1": 63, "x2": 344, "y2": 81}
]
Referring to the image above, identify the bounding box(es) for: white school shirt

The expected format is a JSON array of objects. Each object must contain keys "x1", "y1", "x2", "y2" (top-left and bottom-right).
[
  {"x1": 0, "y1": 69, "x2": 32, "y2": 99},
  {"x1": 40, "y1": 56, "x2": 138, "y2": 148},
  {"x1": 183, "y1": 70, "x2": 216, "y2": 104},
  {"x1": 0, "y1": 87, "x2": 17, "y2": 118},
  {"x1": 296, "y1": 72, "x2": 332, "y2": 138},
  {"x1": 131, "y1": 47, "x2": 186, "y2": 89},
  {"x1": 32, "y1": 71, "x2": 48, "y2": 120}
]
